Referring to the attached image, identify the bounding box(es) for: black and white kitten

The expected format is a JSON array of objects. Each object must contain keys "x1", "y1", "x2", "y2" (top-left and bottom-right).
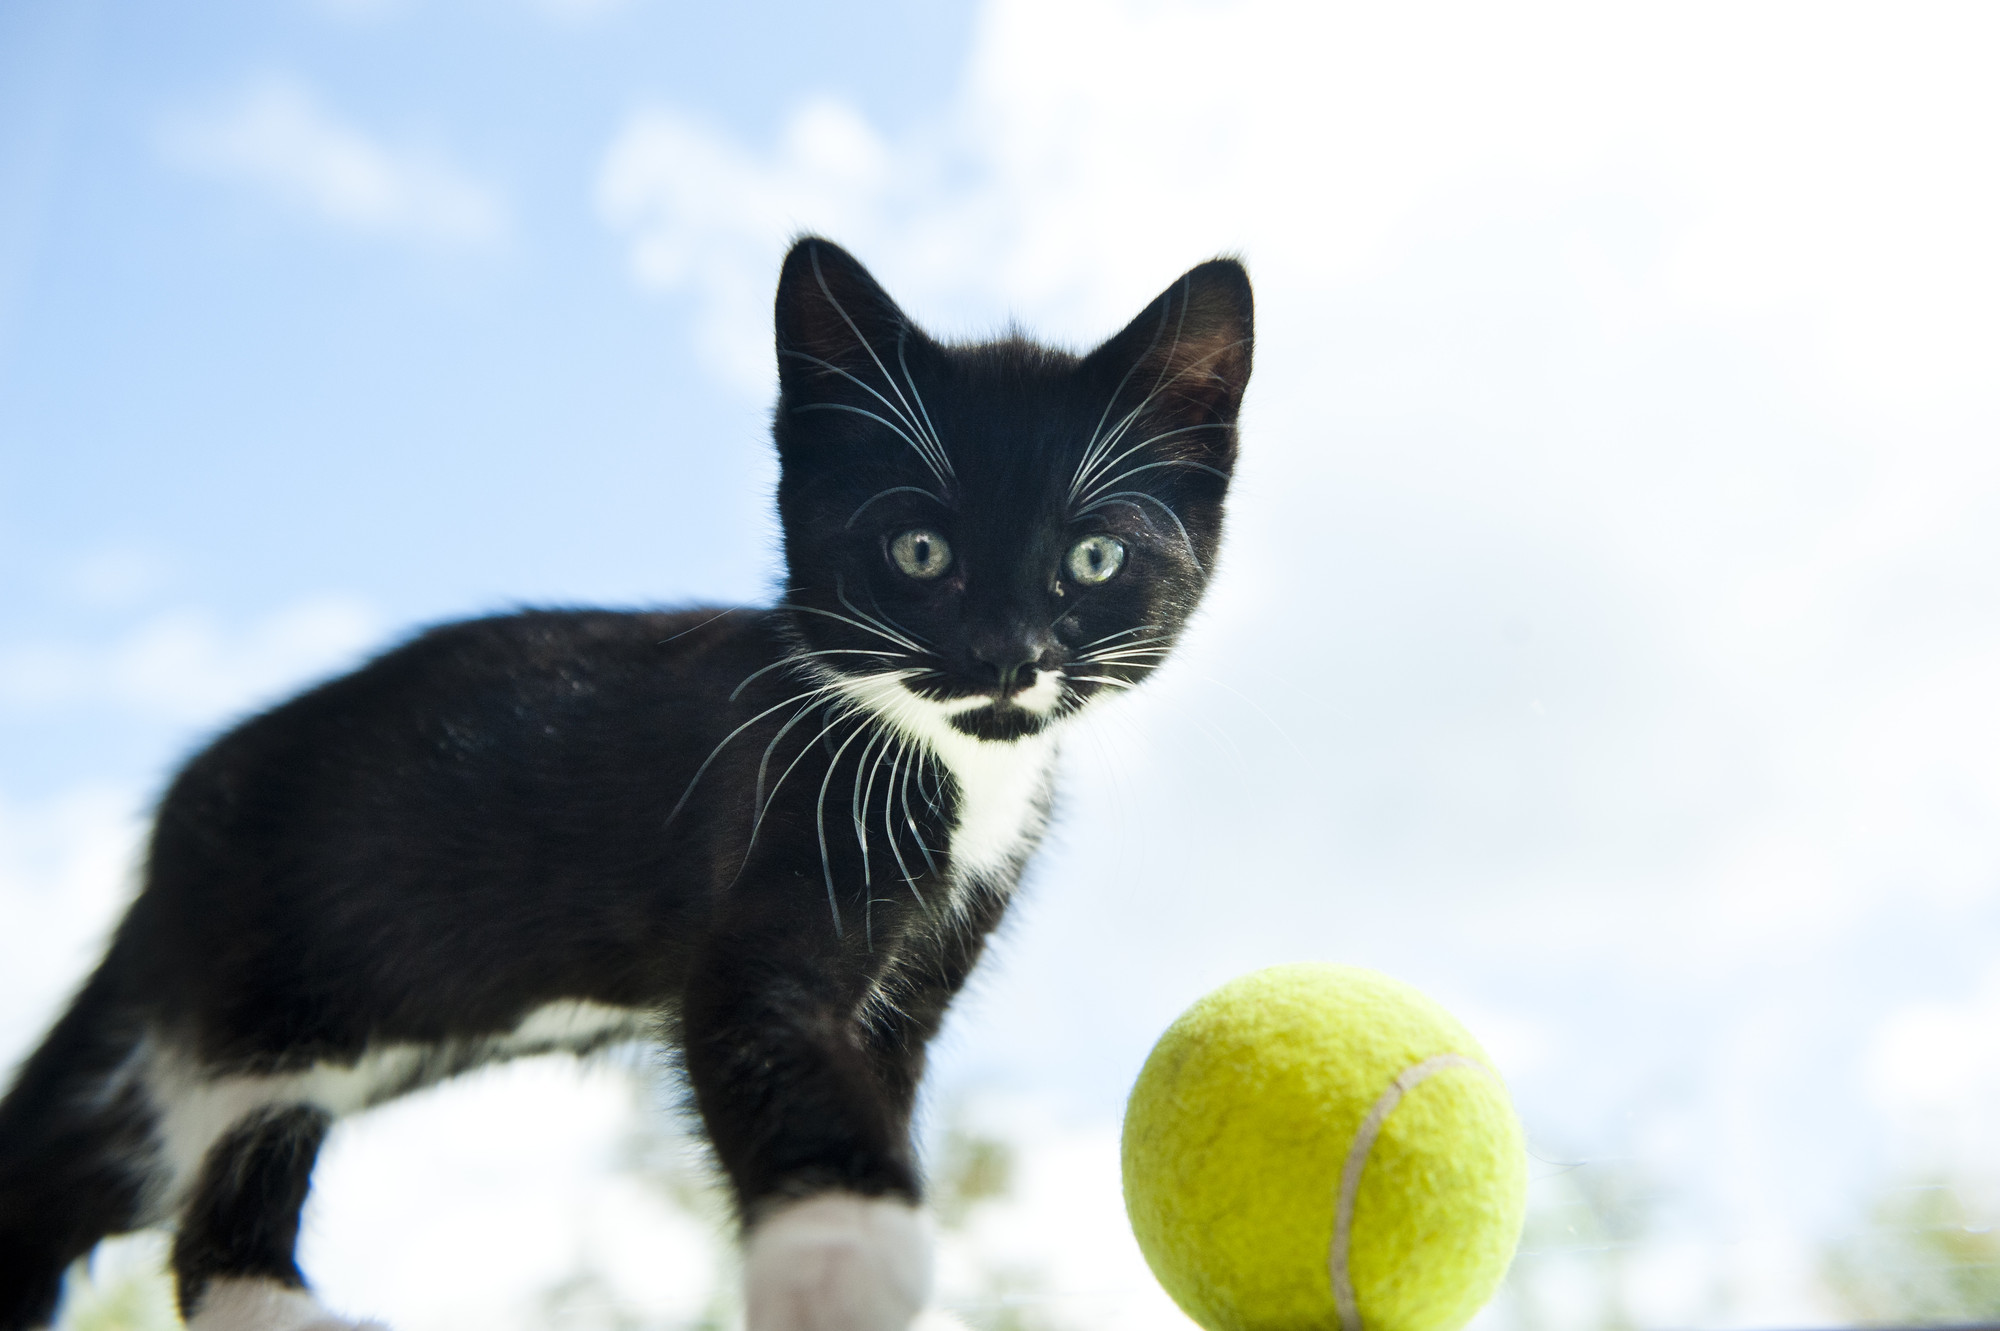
[{"x1": 0, "y1": 238, "x2": 1252, "y2": 1331}]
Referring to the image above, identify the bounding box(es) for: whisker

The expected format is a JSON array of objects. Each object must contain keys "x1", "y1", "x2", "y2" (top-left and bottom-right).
[
  {"x1": 1071, "y1": 423, "x2": 1232, "y2": 504},
  {"x1": 1077, "y1": 458, "x2": 1231, "y2": 509},
  {"x1": 1076, "y1": 624, "x2": 1164, "y2": 651},
  {"x1": 777, "y1": 347, "x2": 926, "y2": 444},
  {"x1": 742, "y1": 663, "x2": 920, "y2": 855},
  {"x1": 781, "y1": 600, "x2": 928, "y2": 655},
  {"x1": 915, "y1": 745, "x2": 946, "y2": 818},
  {"x1": 1069, "y1": 297, "x2": 1191, "y2": 502},
  {"x1": 836, "y1": 576, "x2": 932, "y2": 651},
  {"x1": 858, "y1": 582, "x2": 933, "y2": 652},
  {"x1": 1091, "y1": 335, "x2": 1249, "y2": 460},
  {"x1": 851, "y1": 725, "x2": 893, "y2": 889},
  {"x1": 880, "y1": 734, "x2": 927, "y2": 907},
  {"x1": 1069, "y1": 334, "x2": 1249, "y2": 503},
  {"x1": 815, "y1": 717, "x2": 877, "y2": 938},
  {"x1": 1072, "y1": 294, "x2": 1176, "y2": 495},
  {"x1": 665, "y1": 682, "x2": 843, "y2": 828},
  {"x1": 790, "y1": 402, "x2": 946, "y2": 487},
  {"x1": 729, "y1": 648, "x2": 901, "y2": 703},
  {"x1": 656, "y1": 607, "x2": 739, "y2": 645},
  {"x1": 1079, "y1": 640, "x2": 1175, "y2": 661},
  {"x1": 897, "y1": 737, "x2": 940, "y2": 881},
  {"x1": 732, "y1": 698, "x2": 861, "y2": 880},
  {"x1": 1080, "y1": 643, "x2": 1168, "y2": 659},
  {"x1": 896, "y1": 327, "x2": 951, "y2": 475},
  {"x1": 807, "y1": 246, "x2": 953, "y2": 480},
  {"x1": 847, "y1": 485, "x2": 945, "y2": 529},
  {"x1": 1077, "y1": 492, "x2": 1204, "y2": 572}
]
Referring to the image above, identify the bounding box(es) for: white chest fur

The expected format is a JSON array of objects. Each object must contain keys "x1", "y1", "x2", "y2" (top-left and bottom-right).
[
  {"x1": 923, "y1": 721, "x2": 1057, "y2": 879},
  {"x1": 832, "y1": 673, "x2": 1060, "y2": 883}
]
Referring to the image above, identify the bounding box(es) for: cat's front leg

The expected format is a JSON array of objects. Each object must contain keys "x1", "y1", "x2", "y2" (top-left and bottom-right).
[{"x1": 681, "y1": 936, "x2": 935, "y2": 1331}]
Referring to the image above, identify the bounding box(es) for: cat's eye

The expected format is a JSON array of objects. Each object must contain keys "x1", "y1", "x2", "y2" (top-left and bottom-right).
[
  {"x1": 889, "y1": 529, "x2": 953, "y2": 580},
  {"x1": 1066, "y1": 535, "x2": 1126, "y2": 584}
]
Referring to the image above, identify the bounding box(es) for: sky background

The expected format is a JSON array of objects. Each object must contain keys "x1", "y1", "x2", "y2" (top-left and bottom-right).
[{"x1": 4, "y1": 2, "x2": 2000, "y2": 1329}]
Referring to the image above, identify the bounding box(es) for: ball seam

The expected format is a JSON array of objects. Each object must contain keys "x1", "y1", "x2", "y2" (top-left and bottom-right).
[{"x1": 1327, "y1": 1053, "x2": 1493, "y2": 1331}]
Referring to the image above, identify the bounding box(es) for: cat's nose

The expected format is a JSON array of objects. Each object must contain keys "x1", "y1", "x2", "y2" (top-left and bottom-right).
[{"x1": 968, "y1": 627, "x2": 1053, "y2": 696}]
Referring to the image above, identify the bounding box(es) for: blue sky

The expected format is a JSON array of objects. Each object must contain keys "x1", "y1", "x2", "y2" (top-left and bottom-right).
[
  {"x1": 6, "y1": 3, "x2": 2000, "y2": 1328},
  {"x1": 0, "y1": 0, "x2": 971, "y2": 788}
]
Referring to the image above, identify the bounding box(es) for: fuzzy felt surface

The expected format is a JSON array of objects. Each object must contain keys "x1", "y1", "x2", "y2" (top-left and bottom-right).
[{"x1": 1120, "y1": 964, "x2": 1526, "y2": 1331}]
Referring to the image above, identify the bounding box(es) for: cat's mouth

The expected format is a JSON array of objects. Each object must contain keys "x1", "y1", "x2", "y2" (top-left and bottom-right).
[{"x1": 913, "y1": 670, "x2": 1068, "y2": 740}]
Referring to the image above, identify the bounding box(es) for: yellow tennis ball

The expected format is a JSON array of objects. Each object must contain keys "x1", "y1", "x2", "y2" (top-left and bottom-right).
[{"x1": 1121, "y1": 964, "x2": 1527, "y2": 1331}]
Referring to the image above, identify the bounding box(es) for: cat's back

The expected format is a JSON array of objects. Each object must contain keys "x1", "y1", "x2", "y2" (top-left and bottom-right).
[
  {"x1": 150, "y1": 607, "x2": 771, "y2": 876},
  {"x1": 176, "y1": 603, "x2": 774, "y2": 775}
]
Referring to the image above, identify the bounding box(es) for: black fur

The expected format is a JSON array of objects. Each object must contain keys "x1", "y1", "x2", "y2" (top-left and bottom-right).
[
  {"x1": 0, "y1": 238, "x2": 1251, "y2": 1328},
  {"x1": 172, "y1": 1107, "x2": 330, "y2": 1314}
]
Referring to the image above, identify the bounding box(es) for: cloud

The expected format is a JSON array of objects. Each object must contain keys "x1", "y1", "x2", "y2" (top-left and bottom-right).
[
  {"x1": 0, "y1": 784, "x2": 147, "y2": 1062},
  {"x1": 597, "y1": 99, "x2": 896, "y2": 390},
  {"x1": 0, "y1": 594, "x2": 382, "y2": 728},
  {"x1": 163, "y1": 77, "x2": 507, "y2": 246},
  {"x1": 598, "y1": 0, "x2": 2000, "y2": 415},
  {"x1": 1866, "y1": 966, "x2": 2000, "y2": 1184}
]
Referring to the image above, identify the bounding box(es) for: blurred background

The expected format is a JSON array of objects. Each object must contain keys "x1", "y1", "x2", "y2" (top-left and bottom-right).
[{"x1": 4, "y1": 2, "x2": 2000, "y2": 1328}]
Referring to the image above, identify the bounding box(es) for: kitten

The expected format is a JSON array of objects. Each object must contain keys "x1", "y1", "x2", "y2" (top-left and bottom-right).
[{"x1": 0, "y1": 238, "x2": 1252, "y2": 1331}]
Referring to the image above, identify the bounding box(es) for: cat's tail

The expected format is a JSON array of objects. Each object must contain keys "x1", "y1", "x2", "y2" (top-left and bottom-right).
[{"x1": 0, "y1": 965, "x2": 156, "y2": 1331}]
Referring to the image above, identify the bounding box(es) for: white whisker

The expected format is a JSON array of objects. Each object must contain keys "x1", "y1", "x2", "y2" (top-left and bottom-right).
[
  {"x1": 896, "y1": 327, "x2": 950, "y2": 475},
  {"x1": 836, "y1": 577, "x2": 932, "y2": 651},
  {"x1": 790, "y1": 401, "x2": 946, "y2": 487},
  {"x1": 815, "y1": 717, "x2": 877, "y2": 937},
  {"x1": 730, "y1": 649, "x2": 901, "y2": 703},
  {"x1": 1077, "y1": 492, "x2": 1204, "y2": 571},
  {"x1": 781, "y1": 600, "x2": 928, "y2": 656},
  {"x1": 847, "y1": 485, "x2": 945, "y2": 529},
  {"x1": 1072, "y1": 425, "x2": 1233, "y2": 504},
  {"x1": 1076, "y1": 624, "x2": 1164, "y2": 651},
  {"x1": 1077, "y1": 457, "x2": 1231, "y2": 509},
  {"x1": 665, "y1": 681, "x2": 844, "y2": 828},
  {"x1": 807, "y1": 246, "x2": 954, "y2": 480}
]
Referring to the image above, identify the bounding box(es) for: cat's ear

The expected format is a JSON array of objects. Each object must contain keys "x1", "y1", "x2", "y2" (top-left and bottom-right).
[
  {"x1": 1082, "y1": 259, "x2": 1254, "y2": 428},
  {"x1": 773, "y1": 237, "x2": 913, "y2": 390}
]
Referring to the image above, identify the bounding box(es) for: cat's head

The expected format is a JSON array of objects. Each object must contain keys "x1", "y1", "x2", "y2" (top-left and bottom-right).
[{"x1": 772, "y1": 237, "x2": 1252, "y2": 744}]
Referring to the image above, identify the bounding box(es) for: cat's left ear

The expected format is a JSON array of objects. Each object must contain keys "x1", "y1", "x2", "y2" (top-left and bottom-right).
[
  {"x1": 1082, "y1": 259, "x2": 1255, "y2": 432},
  {"x1": 773, "y1": 237, "x2": 915, "y2": 391}
]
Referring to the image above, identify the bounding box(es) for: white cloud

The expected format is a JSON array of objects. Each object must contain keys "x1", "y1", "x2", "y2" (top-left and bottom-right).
[
  {"x1": 1866, "y1": 966, "x2": 2000, "y2": 1185},
  {"x1": 0, "y1": 784, "x2": 147, "y2": 1063},
  {"x1": 0, "y1": 594, "x2": 382, "y2": 727},
  {"x1": 164, "y1": 78, "x2": 507, "y2": 246},
  {"x1": 598, "y1": 99, "x2": 897, "y2": 389},
  {"x1": 598, "y1": 0, "x2": 2000, "y2": 415}
]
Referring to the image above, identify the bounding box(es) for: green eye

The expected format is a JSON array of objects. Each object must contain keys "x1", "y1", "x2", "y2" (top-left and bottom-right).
[
  {"x1": 889, "y1": 529, "x2": 953, "y2": 579},
  {"x1": 1066, "y1": 535, "x2": 1126, "y2": 584}
]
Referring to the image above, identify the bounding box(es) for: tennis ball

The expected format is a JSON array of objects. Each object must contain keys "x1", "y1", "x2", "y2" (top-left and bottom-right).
[{"x1": 1121, "y1": 964, "x2": 1526, "y2": 1331}]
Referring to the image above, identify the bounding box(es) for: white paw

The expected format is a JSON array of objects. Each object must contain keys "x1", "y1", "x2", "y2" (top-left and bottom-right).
[
  {"x1": 186, "y1": 1279, "x2": 388, "y2": 1331},
  {"x1": 744, "y1": 1193, "x2": 934, "y2": 1331}
]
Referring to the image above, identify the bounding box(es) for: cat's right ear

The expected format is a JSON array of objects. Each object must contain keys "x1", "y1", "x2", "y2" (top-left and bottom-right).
[
  {"x1": 1082, "y1": 258, "x2": 1255, "y2": 429},
  {"x1": 773, "y1": 237, "x2": 914, "y2": 392}
]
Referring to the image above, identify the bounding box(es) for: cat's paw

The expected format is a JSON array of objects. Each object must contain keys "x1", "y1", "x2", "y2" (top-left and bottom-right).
[
  {"x1": 744, "y1": 1193, "x2": 934, "y2": 1331},
  {"x1": 185, "y1": 1279, "x2": 389, "y2": 1331}
]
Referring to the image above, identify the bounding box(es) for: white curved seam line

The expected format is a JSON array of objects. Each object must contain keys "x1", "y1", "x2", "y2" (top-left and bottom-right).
[{"x1": 1328, "y1": 1053, "x2": 1492, "y2": 1331}]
